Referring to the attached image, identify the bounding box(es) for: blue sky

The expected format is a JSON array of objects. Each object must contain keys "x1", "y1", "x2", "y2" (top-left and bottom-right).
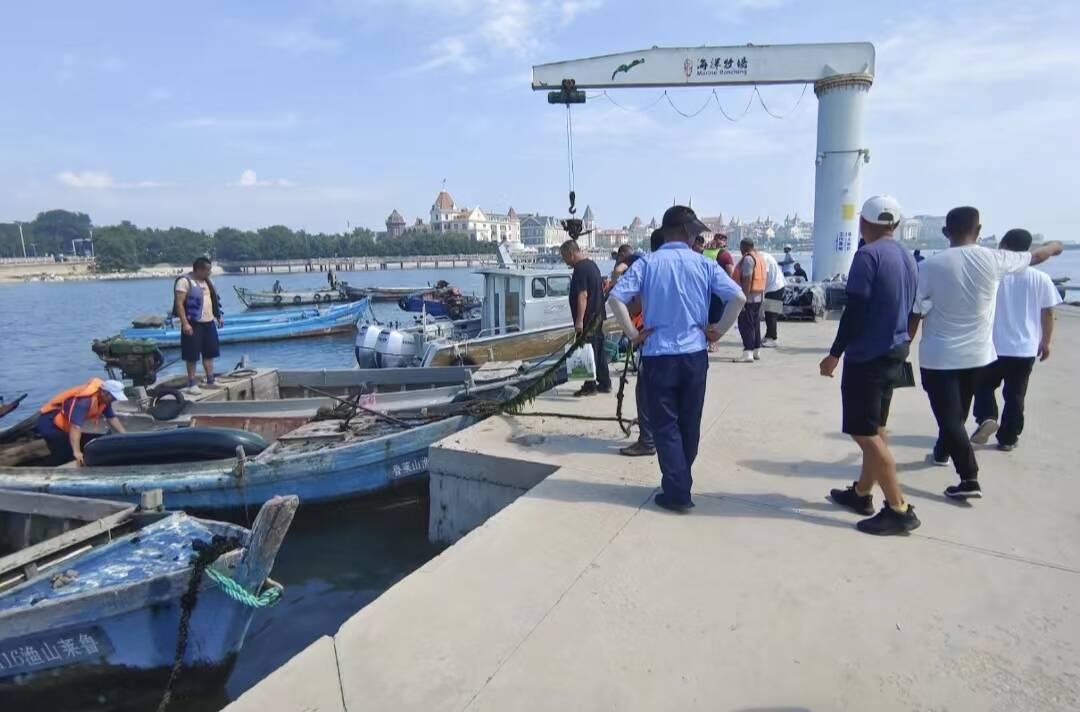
[{"x1": 2, "y1": 0, "x2": 1078, "y2": 239}]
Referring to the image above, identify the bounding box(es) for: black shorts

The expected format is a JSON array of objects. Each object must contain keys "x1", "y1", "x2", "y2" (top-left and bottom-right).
[
  {"x1": 841, "y1": 354, "x2": 904, "y2": 436},
  {"x1": 180, "y1": 321, "x2": 221, "y2": 363}
]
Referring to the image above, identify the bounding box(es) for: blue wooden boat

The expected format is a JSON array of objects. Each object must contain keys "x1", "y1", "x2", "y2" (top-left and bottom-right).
[
  {"x1": 0, "y1": 413, "x2": 472, "y2": 511},
  {"x1": 117, "y1": 299, "x2": 369, "y2": 347},
  {"x1": 0, "y1": 490, "x2": 297, "y2": 707}
]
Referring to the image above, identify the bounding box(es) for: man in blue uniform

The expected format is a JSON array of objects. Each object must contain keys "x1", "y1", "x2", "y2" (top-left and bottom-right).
[{"x1": 609, "y1": 206, "x2": 745, "y2": 512}]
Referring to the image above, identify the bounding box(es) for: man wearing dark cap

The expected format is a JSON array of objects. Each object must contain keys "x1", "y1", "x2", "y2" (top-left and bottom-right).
[{"x1": 609, "y1": 206, "x2": 745, "y2": 512}]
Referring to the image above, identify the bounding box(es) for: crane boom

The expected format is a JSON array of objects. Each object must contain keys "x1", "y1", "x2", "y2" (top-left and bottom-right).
[{"x1": 531, "y1": 42, "x2": 874, "y2": 90}]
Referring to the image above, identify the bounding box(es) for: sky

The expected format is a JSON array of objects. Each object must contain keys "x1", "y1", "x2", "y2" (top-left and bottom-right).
[{"x1": 2, "y1": 0, "x2": 1078, "y2": 239}]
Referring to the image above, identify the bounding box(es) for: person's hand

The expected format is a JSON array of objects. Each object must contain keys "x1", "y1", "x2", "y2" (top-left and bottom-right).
[
  {"x1": 574, "y1": 320, "x2": 584, "y2": 335},
  {"x1": 819, "y1": 354, "x2": 839, "y2": 377},
  {"x1": 182, "y1": 323, "x2": 194, "y2": 336},
  {"x1": 217, "y1": 316, "x2": 225, "y2": 328},
  {"x1": 1038, "y1": 341, "x2": 1051, "y2": 361},
  {"x1": 74, "y1": 452, "x2": 85, "y2": 467},
  {"x1": 705, "y1": 325, "x2": 725, "y2": 343},
  {"x1": 630, "y1": 327, "x2": 655, "y2": 347}
]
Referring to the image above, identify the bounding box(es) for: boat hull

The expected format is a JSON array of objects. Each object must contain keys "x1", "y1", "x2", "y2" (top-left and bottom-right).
[
  {"x1": 423, "y1": 322, "x2": 622, "y2": 367},
  {"x1": 0, "y1": 415, "x2": 471, "y2": 511},
  {"x1": 234, "y1": 285, "x2": 349, "y2": 309}
]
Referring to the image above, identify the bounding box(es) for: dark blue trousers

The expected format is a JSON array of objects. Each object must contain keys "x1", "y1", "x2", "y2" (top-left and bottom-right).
[{"x1": 642, "y1": 351, "x2": 709, "y2": 504}]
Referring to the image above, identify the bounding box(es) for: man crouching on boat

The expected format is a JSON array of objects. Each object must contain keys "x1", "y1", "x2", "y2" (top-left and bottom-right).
[{"x1": 35, "y1": 379, "x2": 127, "y2": 466}]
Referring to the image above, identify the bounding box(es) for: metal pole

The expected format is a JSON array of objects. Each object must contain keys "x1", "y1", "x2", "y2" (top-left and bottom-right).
[{"x1": 17, "y1": 223, "x2": 26, "y2": 258}]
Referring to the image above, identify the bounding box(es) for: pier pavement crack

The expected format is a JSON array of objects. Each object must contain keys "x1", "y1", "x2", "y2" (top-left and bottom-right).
[
  {"x1": 459, "y1": 486, "x2": 656, "y2": 712},
  {"x1": 332, "y1": 636, "x2": 349, "y2": 712}
]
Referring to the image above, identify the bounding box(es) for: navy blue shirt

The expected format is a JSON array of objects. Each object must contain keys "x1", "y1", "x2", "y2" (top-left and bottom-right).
[
  {"x1": 836, "y1": 239, "x2": 917, "y2": 363},
  {"x1": 569, "y1": 258, "x2": 605, "y2": 325}
]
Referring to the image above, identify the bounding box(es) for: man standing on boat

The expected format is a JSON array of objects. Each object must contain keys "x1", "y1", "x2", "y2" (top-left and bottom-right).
[
  {"x1": 609, "y1": 206, "x2": 745, "y2": 512},
  {"x1": 820, "y1": 196, "x2": 919, "y2": 535},
  {"x1": 562, "y1": 240, "x2": 611, "y2": 397},
  {"x1": 174, "y1": 257, "x2": 224, "y2": 396},
  {"x1": 35, "y1": 378, "x2": 127, "y2": 466}
]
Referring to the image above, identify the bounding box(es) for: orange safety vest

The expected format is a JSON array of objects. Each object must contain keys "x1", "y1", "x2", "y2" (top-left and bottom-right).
[
  {"x1": 39, "y1": 379, "x2": 108, "y2": 433},
  {"x1": 736, "y1": 251, "x2": 767, "y2": 294}
]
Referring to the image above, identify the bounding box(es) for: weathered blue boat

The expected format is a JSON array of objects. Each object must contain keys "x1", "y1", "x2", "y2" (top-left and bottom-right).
[
  {"x1": 0, "y1": 490, "x2": 297, "y2": 708},
  {"x1": 0, "y1": 413, "x2": 472, "y2": 511},
  {"x1": 117, "y1": 299, "x2": 369, "y2": 347}
]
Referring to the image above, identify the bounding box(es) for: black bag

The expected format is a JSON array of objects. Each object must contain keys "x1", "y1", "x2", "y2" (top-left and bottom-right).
[{"x1": 895, "y1": 361, "x2": 916, "y2": 389}]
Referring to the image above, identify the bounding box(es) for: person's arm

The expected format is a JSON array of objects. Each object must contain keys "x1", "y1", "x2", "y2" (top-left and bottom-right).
[
  {"x1": 1029, "y1": 241, "x2": 1064, "y2": 267},
  {"x1": 575, "y1": 290, "x2": 588, "y2": 333},
  {"x1": 821, "y1": 252, "x2": 874, "y2": 376},
  {"x1": 706, "y1": 265, "x2": 747, "y2": 341},
  {"x1": 107, "y1": 416, "x2": 127, "y2": 434},
  {"x1": 68, "y1": 425, "x2": 85, "y2": 466},
  {"x1": 1039, "y1": 307, "x2": 1055, "y2": 361},
  {"x1": 174, "y1": 282, "x2": 194, "y2": 336}
]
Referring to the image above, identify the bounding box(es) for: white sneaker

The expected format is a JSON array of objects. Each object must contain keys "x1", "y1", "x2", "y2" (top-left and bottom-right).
[
  {"x1": 185, "y1": 385, "x2": 203, "y2": 395},
  {"x1": 753, "y1": 350, "x2": 761, "y2": 360},
  {"x1": 761, "y1": 339, "x2": 777, "y2": 348},
  {"x1": 736, "y1": 351, "x2": 755, "y2": 363},
  {"x1": 970, "y1": 419, "x2": 998, "y2": 445}
]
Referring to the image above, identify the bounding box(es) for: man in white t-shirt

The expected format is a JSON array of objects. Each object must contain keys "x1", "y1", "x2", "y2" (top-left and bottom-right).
[
  {"x1": 909, "y1": 207, "x2": 1062, "y2": 499},
  {"x1": 761, "y1": 250, "x2": 787, "y2": 347},
  {"x1": 970, "y1": 229, "x2": 1063, "y2": 450}
]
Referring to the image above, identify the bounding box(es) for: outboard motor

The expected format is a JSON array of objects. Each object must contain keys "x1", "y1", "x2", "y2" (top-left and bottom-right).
[
  {"x1": 355, "y1": 324, "x2": 385, "y2": 368},
  {"x1": 374, "y1": 328, "x2": 422, "y2": 368},
  {"x1": 91, "y1": 337, "x2": 165, "y2": 386}
]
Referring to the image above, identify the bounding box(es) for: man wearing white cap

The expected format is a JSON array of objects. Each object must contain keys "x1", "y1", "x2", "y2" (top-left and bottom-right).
[
  {"x1": 780, "y1": 245, "x2": 795, "y2": 277},
  {"x1": 820, "y1": 196, "x2": 920, "y2": 535},
  {"x1": 35, "y1": 378, "x2": 128, "y2": 466}
]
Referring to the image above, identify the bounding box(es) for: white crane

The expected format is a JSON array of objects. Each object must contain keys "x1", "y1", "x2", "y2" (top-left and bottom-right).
[{"x1": 531, "y1": 42, "x2": 876, "y2": 281}]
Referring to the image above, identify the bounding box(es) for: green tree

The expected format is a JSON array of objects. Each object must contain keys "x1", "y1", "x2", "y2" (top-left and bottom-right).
[
  {"x1": 30, "y1": 209, "x2": 92, "y2": 255},
  {"x1": 93, "y1": 222, "x2": 141, "y2": 272}
]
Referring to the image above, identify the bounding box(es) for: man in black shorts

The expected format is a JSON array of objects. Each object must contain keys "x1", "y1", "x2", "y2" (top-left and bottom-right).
[
  {"x1": 819, "y1": 196, "x2": 919, "y2": 535},
  {"x1": 174, "y1": 257, "x2": 224, "y2": 395}
]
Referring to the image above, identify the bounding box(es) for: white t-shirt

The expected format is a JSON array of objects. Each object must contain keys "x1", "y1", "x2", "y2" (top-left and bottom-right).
[
  {"x1": 993, "y1": 268, "x2": 1063, "y2": 357},
  {"x1": 762, "y1": 252, "x2": 787, "y2": 293},
  {"x1": 915, "y1": 245, "x2": 1032, "y2": 370}
]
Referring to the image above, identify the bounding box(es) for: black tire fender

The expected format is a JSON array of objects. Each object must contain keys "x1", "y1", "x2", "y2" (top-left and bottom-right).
[{"x1": 149, "y1": 388, "x2": 187, "y2": 421}]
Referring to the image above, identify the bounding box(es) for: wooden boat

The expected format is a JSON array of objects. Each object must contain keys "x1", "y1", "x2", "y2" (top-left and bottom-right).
[
  {"x1": 234, "y1": 284, "x2": 350, "y2": 308},
  {"x1": 0, "y1": 490, "x2": 296, "y2": 707},
  {"x1": 116, "y1": 299, "x2": 368, "y2": 348},
  {"x1": 398, "y1": 288, "x2": 481, "y2": 320},
  {"x1": 0, "y1": 413, "x2": 472, "y2": 511},
  {"x1": 340, "y1": 283, "x2": 431, "y2": 302}
]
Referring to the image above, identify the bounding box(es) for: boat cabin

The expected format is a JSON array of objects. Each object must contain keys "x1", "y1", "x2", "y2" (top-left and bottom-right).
[{"x1": 478, "y1": 267, "x2": 573, "y2": 336}]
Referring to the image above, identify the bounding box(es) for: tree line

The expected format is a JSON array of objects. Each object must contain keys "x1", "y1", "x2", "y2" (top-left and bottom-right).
[{"x1": 0, "y1": 210, "x2": 497, "y2": 272}]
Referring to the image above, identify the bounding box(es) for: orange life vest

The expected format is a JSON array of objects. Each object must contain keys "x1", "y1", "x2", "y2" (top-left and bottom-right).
[
  {"x1": 736, "y1": 251, "x2": 767, "y2": 294},
  {"x1": 39, "y1": 379, "x2": 108, "y2": 433}
]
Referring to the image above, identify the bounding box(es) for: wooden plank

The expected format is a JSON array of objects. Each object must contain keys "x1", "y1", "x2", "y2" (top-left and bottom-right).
[
  {"x1": 0, "y1": 506, "x2": 136, "y2": 580},
  {"x1": 234, "y1": 495, "x2": 299, "y2": 592},
  {"x1": 0, "y1": 490, "x2": 132, "y2": 521},
  {"x1": 0, "y1": 439, "x2": 49, "y2": 467},
  {"x1": 277, "y1": 367, "x2": 470, "y2": 388}
]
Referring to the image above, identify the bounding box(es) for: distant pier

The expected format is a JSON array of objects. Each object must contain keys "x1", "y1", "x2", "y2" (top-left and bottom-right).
[{"x1": 220, "y1": 254, "x2": 511, "y2": 274}]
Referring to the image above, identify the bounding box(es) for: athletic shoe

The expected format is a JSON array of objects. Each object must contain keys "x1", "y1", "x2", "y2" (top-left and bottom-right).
[
  {"x1": 735, "y1": 351, "x2": 754, "y2": 363},
  {"x1": 573, "y1": 385, "x2": 597, "y2": 397},
  {"x1": 928, "y1": 453, "x2": 949, "y2": 467},
  {"x1": 856, "y1": 505, "x2": 921, "y2": 535},
  {"x1": 654, "y1": 493, "x2": 694, "y2": 513},
  {"x1": 620, "y1": 441, "x2": 655, "y2": 457},
  {"x1": 185, "y1": 385, "x2": 203, "y2": 396},
  {"x1": 829, "y1": 482, "x2": 875, "y2": 515},
  {"x1": 944, "y1": 480, "x2": 982, "y2": 500},
  {"x1": 996, "y1": 441, "x2": 1018, "y2": 452},
  {"x1": 597, "y1": 386, "x2": 612, "y2": 395},
  {"x1": 753, "y1": 349, "x2": 761, "y2": 360},
  {"x1": 761, "y1": 338, "x2": 778, "y2": 348},
  {"x1": 970, "y1": 419, "x2": 998, "y2": 445}
]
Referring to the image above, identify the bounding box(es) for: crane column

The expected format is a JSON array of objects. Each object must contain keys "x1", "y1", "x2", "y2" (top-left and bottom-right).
[{"x1": 811, "y1": 73, "x2": 873, "y2": 281}]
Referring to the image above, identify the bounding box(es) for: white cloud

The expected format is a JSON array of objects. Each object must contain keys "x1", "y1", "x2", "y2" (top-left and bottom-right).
[
  {"x1": 263, "y1": 27, "x2": 344, "y2": 55},
  {"x1": 56, "y1": 171, "x2": 163, "y2": 190},
  {"x1": 231, "y1": 169, "x2": 296, "y2": 188}
]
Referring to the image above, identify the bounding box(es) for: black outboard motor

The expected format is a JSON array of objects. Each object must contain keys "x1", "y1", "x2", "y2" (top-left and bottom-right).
[{"x1": 91, "y1": 337, "x2": 166, "y2": 386}]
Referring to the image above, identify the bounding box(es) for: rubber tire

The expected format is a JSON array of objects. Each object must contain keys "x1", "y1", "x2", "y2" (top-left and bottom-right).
[
  {"x1": 313, "y1": 293, "x2": 323, "y2": 304},
  {"x1": 293, "y1": 295, "x2": 303, "y2": 305},
  {"x1": 274, "y1": 295, "x2": 283, "y2": 305},
  {"x1": 149, "y1": 388, "x2": 187, "y2": 421}
]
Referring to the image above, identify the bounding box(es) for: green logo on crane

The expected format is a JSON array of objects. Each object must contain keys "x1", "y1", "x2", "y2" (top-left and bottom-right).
[{"x1": 611, "y1": 58, "x2": 645, "y2": 81}]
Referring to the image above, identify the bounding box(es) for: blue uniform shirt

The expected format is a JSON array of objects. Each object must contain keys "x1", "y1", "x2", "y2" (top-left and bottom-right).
[
  {"x1": 609, "y1": 241, "x2": 743, "y2": 357},
  {"x1": 36, "y1": 396, "x2": 116, "y2": 439}
]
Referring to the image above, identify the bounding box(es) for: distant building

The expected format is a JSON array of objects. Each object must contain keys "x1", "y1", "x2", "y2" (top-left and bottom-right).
[
  {"x1": 905, "y1": 215, "x2": 947, "y2": 244},
  {"x1": 628, "y1": 216, "x2": 649, "y2": 245},
  {"x1": 428, "y1": 188, "x2": 520, "y2": 244},
  {"x1": 520, "y1": 214, "x2": 568, "y2": 248},
  {"x1": 385, "y1": 209, "x2": 406, "y2": 238},
  {"x1": 593, "y1": 228, "x2": 629, "y2": 249}
]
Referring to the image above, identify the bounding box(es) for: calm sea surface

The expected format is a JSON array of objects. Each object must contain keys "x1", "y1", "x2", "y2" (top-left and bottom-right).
[{"x1": 0, "y1": 251, "x2": 1077, "y2": 708}]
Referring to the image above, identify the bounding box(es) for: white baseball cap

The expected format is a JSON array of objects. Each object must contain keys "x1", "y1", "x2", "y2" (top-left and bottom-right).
[
  {"x1": 860, "y1": 195, "x2": 903, "y2": 225},
  {"x1": 101, "y1": 380, "x2": 128, "y2": 402}
]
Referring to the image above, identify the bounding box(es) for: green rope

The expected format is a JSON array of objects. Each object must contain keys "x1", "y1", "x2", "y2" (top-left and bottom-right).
[{"x1": 205, "y1": 567, "x2": 283, "y2": 608}]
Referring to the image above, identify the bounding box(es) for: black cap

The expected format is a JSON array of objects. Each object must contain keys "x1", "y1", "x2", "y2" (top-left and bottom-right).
[{"x1": 661, "y1": 205, "x2": 709, "y2": 237}]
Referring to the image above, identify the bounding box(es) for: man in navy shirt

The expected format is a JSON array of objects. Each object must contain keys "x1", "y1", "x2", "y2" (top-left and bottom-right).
[
  {"x1": 819, "y1": 196, "x2": 919, "y2": 535},
  {"x1": 562, "y1": 240, "x2": 610, "y2": 396},
  {"x1": 610, "y1": 207, "x2": 745, "y2": 512}
]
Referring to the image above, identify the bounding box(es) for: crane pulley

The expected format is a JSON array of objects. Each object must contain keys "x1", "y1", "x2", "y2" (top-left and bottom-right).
[{"x1": 550, "y1": 79, "x2": 590, "y2": 242}]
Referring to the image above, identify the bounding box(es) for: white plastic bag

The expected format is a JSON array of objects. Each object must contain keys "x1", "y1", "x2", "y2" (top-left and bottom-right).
[{"x1": 565, "y1": 343, "x2": 597, "y2": 381}]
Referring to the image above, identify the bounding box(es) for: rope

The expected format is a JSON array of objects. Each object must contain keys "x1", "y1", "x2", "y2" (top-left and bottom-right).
[
  {"x1": 716, "y1": 88, "x2": 755, "y2": 122},
  {"x1": 613, "y1": 344, "x2": 637, "y2": 436},
  {"x1": 594, "y1": 90, "x2": 667, "y2": 112},
  {"x1": 564, "y1": 105, "x2": 576, "y2": 194},
  {"x1": 205, "y1": 567, "x2": 283, "y2": 608},
  {"x1": 754, "y1": 83, "x2": 809, "y2": 119},
  {"x1": 664, "y1": 91, "x2": 715, "y2": 118}
]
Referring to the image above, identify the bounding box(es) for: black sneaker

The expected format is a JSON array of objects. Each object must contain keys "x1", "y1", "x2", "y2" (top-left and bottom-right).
[
  {"x1": 829, "y1": 482, "x2": 875, "y2": 515},
  {"x1": 856, "y1": 505, "x2": 921, "y2": 535},
  {"x1": 996, "y1": 441, "x2": 1018, "y2": 452},
  {"x1": 597, "y1": 385, "x2": 613, "y2": 395},
  {"x1": 620, "y1": 441, "x2": 656, "y2": 457},
  {"x1": 944, "y1": 480, "x2": 982, "y2": 500},
  {"x1": 928, "y1": 453, "x2": 950, "y2": 467},
  {"x1": 573, "y1": 384, "x2": 597, "y2": 397},
  {"x1": 654, "y1": 493, "x2": 694, "y2": 513}
]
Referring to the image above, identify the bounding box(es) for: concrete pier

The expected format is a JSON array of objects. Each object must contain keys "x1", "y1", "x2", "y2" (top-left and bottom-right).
[{"x1": 228, "y1": 308, "x2": 1080, "y2": 712}]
